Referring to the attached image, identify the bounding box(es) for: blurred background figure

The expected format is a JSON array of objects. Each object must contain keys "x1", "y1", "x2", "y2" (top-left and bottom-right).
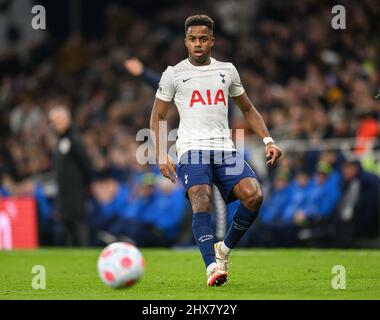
[
  {"x1": 90, "y1": 172, "x2": 186, "y2": 247},
  {"x1": 338, "y1": 160, "x2": 380, "y2": 241},
  {"x1": 293, "y1": 161, "x2": 341, "y2": 228},
  {"x1": 124, "y1": 57, "x2": 161, "y2": 88},
  {"x1": 48, "y1": 106, "x2": 93, "y2": 246}
]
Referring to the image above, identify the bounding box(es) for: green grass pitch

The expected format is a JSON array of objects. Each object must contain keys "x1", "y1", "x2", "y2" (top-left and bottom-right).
[{"x1": 0, "y1": 248, "x2": 380, "y2": 300}]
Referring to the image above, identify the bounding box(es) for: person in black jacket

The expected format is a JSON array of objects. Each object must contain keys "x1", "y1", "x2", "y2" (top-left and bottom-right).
[
  {"x1": 339, "y1": 160, "x2": 380, "y2": 239},
  {"x1": 48, "y1": 106, "x2": 93, "y2": 246}
]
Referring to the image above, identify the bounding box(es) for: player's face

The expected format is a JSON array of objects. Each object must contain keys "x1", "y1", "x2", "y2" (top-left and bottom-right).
[{"x1": 185, "y1": 25, "x2": 214, "y2": 66}]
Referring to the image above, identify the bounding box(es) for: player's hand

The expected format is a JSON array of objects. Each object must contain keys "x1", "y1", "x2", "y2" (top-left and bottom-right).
[
  {"x1": 265, "y1": 143, "x2": 282, "y2": 167},
  {"x1": 124, "y1": 58, "x2": 144, "y2": 76},
  {"x1": 158, "y1": 155, "x2": 177, "y2": 184}
]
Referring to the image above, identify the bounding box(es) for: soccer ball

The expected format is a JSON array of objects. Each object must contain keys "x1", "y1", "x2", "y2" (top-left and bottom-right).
[{"x1": 97, "y1": 242, "x2": 145, "y2": 289}]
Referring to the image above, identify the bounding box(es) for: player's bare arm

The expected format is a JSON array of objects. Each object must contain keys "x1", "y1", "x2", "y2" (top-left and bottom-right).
[
  {"x1": 233, "y1": 93, "x2": 282, "y2": 166},
  {"x1": 150, "y1": 97, "x2": 177, "y2": 183}
]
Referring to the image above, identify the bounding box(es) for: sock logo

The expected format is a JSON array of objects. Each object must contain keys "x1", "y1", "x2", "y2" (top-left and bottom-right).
[
  {"x1": 199, "y1": 234, "x2": 214, "y2": 243},
  {"x1": 233, "y1": 221, "x2": 249, "y2": 231}
]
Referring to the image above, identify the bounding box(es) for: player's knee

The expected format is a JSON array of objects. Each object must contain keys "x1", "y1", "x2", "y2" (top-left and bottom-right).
[
  {"x1": 240, "y1": 187, "x2": 263, "y2": 212},
  {"x1": 189, "y1": 185, "x2": 212, "y2": 213}
]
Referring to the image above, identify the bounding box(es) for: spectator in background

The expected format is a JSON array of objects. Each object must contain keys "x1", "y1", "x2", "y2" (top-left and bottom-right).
[
  {"x1": 361, "y1": 150, "x2": 380, "y2": 177},
  {"x1": 319, "y1": 151, "x2": 346, "y2": 173},
  {"x1": 282, "y1": 171, "x2": 312, "y2": 226},
  {"x1": 149, "y1": 176, "x2": 186, "y2": 242},
  {"x1": 273, "y1": 170, "x2": 313, "y2": 246},
  {"x1": 339, "y1": 160, "x2": 380, "y2": 239},
  {"x1": 48, "y1": 106, "x2": 93, "y2": 246},
  {"x1": 122, "y1": 173, "x2": 186, "y2": 247},
  {"x1": 92, "y1": 172, "x2": 187, "y2": 247},
  {"x1": 354, "y1": 111, "x2": 379, "y2": 155},
  {"x1": 0, "y1": 171, "x2": 56, "y2": 245},
  {"x1": 260, "y1": 168, "x2": 292, "y2": 227},
  {"x1": 90, "y1": 172, "x2": 131, "y2": 245},
  {"x1": 239, "y1": 167, "x2": 292, "y2": 247},
  {"x1": 293, "y1": 161, "x2": 341, "y2": 228},
  {"x1": 9, "y1": 92, "x2": 43, "y2": 136},
  {"x1": 124, "y1": 57, "x2": 161, "y2": 89},
  {"x1": 269, "y1": 162, "x2": 340, "y2": 246}
]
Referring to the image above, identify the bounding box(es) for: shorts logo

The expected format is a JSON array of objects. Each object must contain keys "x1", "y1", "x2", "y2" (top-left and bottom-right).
[
  {"x1": 199, "y1": 235, "x2": 213, "y2": 243},
  {"x1": 185, "y1": 174, "x2": 188, "y2": 184}
]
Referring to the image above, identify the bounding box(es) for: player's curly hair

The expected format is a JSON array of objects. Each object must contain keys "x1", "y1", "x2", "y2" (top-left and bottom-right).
[{"x1": 184, "y1": 14, "x2": 214, "y2": 33}]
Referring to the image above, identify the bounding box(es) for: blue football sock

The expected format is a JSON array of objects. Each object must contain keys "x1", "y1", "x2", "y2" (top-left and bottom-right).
[
  {"x1": 192, "y1": 212, "x2": 216, "y2": 268},
  {"x1": 224, "y1": 204, "x2": 259, "y2": 249}
]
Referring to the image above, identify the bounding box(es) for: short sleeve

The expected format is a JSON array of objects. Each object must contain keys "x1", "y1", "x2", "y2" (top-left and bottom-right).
[
  {"x1": 228, "y1": 64, "x2": 245, "y2": 97},
  {"x1": 155, "y1": 67, "x2": 175, "y2": 102}
]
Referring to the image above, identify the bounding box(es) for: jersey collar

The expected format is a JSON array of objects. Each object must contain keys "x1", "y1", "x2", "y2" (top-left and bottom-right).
[{"x1": 186, "y1": 57, "x2": 216, "y2": 70}]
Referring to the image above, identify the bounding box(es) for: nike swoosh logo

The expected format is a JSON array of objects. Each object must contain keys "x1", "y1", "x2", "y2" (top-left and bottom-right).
[{"x1": 183, "y1": 78, "x2": 191, "y2": 82}]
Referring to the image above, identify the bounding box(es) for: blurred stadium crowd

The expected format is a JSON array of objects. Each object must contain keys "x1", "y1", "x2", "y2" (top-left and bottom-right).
[{"x1": 0, "y1": 0, "x2": 379, "y2": 247}]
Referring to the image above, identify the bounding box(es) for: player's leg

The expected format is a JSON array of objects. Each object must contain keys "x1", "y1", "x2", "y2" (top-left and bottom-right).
[
  {"x1": 177, "y1": 149, "x2": 228, "y2": 286},
  {"x1": 188, "y1": 184, "x2": 227, "y2": 286},
  {"x1": 188, "y1": 184, "x2": 214, "y2": 266},
  {"x1": 213, "y1": 151, "x2": 262, "y2": 266},
  {"x1": 214, "y1": 177, "x2": 262, "y2": 275},
  {"x1": 222, "y1": 177, "x2": 263, "y2": 253}
]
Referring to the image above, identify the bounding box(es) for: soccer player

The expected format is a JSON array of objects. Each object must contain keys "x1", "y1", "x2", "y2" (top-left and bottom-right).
[{"x1": 150, "y1": 14, "x2": 282, "y2": 286}]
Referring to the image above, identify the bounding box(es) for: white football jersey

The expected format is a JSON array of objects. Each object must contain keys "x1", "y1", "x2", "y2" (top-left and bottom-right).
[{"x1": 156, "y1": 57, "x2": 245, "y2": 159}]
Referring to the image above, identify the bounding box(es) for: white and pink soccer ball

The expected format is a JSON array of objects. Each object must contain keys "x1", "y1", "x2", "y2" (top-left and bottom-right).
[{"x1": 97, "y1": 242, "x2": 145, "y2": 289}]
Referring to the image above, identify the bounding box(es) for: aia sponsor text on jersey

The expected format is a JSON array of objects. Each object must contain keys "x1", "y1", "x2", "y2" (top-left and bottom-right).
[{"x1": 189, "y1": 89, "x2": 227, "y2": 107}]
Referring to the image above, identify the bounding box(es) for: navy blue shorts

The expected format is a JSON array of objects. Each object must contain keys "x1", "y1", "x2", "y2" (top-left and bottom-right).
[{"x1": 177, "y1": 150, "x2": 257, "y2": 204}]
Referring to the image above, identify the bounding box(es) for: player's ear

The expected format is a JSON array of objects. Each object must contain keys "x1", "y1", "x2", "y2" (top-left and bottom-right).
[
  {"x1": 210, "y1": 36, "x2": 215, "y2": 48},
  {"x1": 184, "y1": 35, "x2": 188, "y2": 48}
]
